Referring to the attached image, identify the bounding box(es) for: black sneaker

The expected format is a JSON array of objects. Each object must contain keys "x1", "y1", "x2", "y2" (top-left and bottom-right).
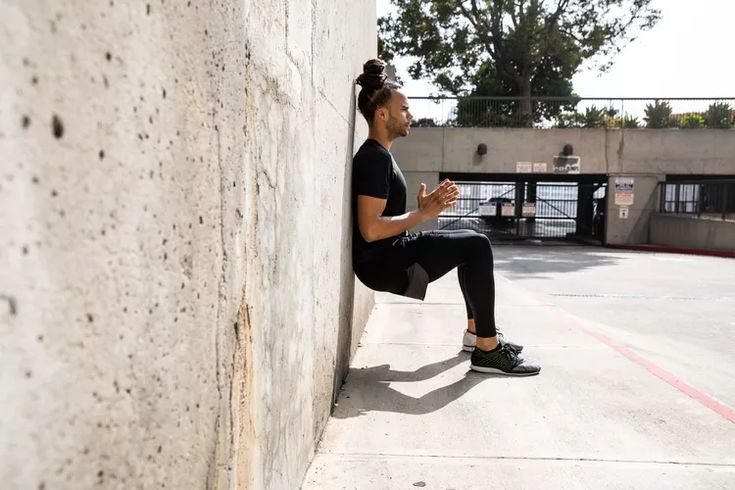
[
  {"x1": 470, "y1": 344, "x2": 541, "y2": 376},
  {"x1": 462, "y1": 329, "x2": 524, "y2": 353}
]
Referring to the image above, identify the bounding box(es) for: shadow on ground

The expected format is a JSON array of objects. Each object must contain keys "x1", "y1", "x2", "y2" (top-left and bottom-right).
[
  {"x1": 332, "y1": 352, "x2": 525, "y2": 419},
  {"x1": 493, "y1": 246, "x2": 631, "y2": 279}
]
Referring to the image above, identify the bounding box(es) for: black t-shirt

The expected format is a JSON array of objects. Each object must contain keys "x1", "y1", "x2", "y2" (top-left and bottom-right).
[{"x1": 352, "y1": 139, "x2": 408, "y2": 264}]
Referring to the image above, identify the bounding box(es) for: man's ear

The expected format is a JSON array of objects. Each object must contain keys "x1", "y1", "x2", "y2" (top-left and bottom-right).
[{"x1": 376, "y1": 106, "x2": 388, "y2": 122}]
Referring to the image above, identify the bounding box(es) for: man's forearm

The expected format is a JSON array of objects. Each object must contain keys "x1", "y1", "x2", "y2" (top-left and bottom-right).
[{"x1": 363, "y1": 210, "x2": 427, "y2": 242}]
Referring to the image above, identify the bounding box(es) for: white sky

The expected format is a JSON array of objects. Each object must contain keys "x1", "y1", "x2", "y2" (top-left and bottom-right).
[{"x1": 377, "y1": 0, "x2": 735, "y2": 98}]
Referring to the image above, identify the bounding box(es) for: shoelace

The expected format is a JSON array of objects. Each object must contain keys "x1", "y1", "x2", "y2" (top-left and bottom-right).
[
  {"x1": 500, "y1": 344, "x2": 522, "y2": 364},
  {"x1": 503, "y1": 342, "x2": 522, "y2": 355}
]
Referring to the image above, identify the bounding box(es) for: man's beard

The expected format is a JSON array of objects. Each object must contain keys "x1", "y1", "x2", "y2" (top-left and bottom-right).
[{"x1": 388, "y1": 116, "x2": 409, "y2": 138}]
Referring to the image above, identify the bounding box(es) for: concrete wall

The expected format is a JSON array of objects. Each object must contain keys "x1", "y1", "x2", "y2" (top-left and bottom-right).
[
  {"x1": 650, "y1": 214, "x2": 735, "y2": 251},
  {"x1": 393, "y1": 128, "x2": 735, "y2": 175},
  {"x1": 393, "y1": 128, "x2": 735, "y2": 243},
  {"x1": 0, "y1": 2, "x2": 374, "y2": 489}
]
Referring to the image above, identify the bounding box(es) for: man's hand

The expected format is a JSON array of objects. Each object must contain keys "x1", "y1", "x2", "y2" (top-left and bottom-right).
[{"x1": 417, "y1": 179, "x2": 460, "y2": 219}]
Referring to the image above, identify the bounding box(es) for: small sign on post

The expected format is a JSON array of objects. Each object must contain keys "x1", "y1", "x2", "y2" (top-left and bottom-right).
[
  {"x1": 522, "y1": 202, "x2": 536, "y2": 217},
  {"x1": 501, "y1": 202, "x2": 516, "y2": 216}
]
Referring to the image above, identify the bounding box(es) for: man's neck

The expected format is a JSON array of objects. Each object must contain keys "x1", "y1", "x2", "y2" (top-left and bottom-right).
[{"x1": 367, "y1": 127, "x2": 394, "y2": 151}]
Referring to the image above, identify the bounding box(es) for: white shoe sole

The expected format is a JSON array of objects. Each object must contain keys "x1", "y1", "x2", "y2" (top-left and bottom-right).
[{"x1": 469, "y1": 364, "x2": 540, "y2": 376}]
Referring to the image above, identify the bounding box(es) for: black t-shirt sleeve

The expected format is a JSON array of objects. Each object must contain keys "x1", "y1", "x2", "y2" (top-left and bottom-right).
[{"x1": 356, "y1": 151, "x2": 392, "y2": 199}]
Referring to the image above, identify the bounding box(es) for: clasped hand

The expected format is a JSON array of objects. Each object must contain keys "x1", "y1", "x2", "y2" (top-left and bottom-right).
[{"x1": 417, "y1": 179, "x2": 460, "y2": 219}]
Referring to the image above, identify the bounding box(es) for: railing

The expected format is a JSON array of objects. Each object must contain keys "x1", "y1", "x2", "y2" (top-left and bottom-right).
[
  {"x1": 659, "y1": 180, "x2": 735, "y2": 221},
  {"x1": 407, "y1": 97, "x2": 735, "y2": 129}
]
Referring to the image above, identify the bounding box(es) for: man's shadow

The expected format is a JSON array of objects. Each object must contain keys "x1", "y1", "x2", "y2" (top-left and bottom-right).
[{"x1": 332, "y1": 351, "x2": 507, "y2": 418}]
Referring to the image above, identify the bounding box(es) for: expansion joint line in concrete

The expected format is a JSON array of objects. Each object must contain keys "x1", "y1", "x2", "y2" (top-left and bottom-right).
[{"x1": 320, "y1": 451, "x2": 735, "y2": 468}]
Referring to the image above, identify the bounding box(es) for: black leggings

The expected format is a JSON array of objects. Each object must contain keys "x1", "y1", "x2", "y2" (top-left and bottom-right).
[{"x1": 355, "y1": 229, "x2": 497, "y2": 338}]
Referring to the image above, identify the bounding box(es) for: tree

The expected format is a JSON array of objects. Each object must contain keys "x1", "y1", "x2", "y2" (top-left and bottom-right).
[{"x1": 379, "y1": 0, "x2": 660, "y2": 122}]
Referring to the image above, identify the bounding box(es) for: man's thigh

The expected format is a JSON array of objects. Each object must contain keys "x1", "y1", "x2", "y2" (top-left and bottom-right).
[{"x1": 401, "y1": 229, "x2": 482, "y2": 281}]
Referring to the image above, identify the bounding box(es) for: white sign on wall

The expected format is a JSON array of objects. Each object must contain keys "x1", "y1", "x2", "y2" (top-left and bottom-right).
[
  {"x1": 615, "y1": 177, "x2": 635, "y2": 206},
  {"x1": 532, "y1": 162, "x2": 548, "y2": 173},
  {"x1": 553, "y1": 155, "x2": 581, "y2": 174},
  {"x1": 516, "y1": 162, "x2": 533, "y2": 173}
]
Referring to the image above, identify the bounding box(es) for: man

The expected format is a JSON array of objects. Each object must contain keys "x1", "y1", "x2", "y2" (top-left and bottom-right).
[{"x1": 351, "y1": 59, "x2": 540, "y2": 376}]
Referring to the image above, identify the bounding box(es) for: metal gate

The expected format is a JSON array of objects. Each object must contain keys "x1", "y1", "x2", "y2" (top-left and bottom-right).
[{"x1": 438, "y1": 176, "x2": 607, "y2": 242}]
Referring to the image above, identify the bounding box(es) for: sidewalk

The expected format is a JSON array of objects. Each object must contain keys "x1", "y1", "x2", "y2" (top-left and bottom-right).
[{"x1": 303, "y1": 246, "x2": 735, "y2": 489}]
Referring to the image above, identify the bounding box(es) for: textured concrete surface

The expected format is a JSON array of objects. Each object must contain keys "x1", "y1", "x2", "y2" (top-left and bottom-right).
[
  {"x1": 303, "y1": 245, "x2": 735, "y2": 489},
  {"x1": 605, "y1": 173, "x2": 661, "y2": 245},
  {"x1": 651, "y1": 214, "x2": 735, "y2": 251},
  {"x1": 392, "y1": 128, "x2": 735, "y2": 176},
  {"x1": 1, "y1": 2, "x2": 374, "y2": 489}
]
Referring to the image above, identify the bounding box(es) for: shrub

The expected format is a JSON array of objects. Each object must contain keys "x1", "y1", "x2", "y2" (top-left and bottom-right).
[
  {"x1": 582, "y1": 105, "x2": 607, "y2": 128},
  {"x1": 705, "y1": 102, "x2": 733, "y2": 128},
  {"x1": 414, "y1": 117, "x2": 438, "y2": 127},
  {"x1": 644, "y1": 100, "x2": 672, "y2": 128},
  {"x1": 555, "y1": 111, "x2": 585, "y2": 128},
  {"x1": 679, "y1": 114, "x2": 704, "y2": 129},
  {"x1": 623, "y1": 116, "x2": 640, "y2": 128}
]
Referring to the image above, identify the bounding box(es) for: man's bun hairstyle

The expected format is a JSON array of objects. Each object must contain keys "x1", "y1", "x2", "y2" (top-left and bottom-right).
[{"x1": 357, "y1": 59, "x2": 399, "y2": 124}]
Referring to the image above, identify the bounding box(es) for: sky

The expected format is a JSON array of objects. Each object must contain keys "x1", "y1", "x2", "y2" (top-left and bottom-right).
[{"x1": 376, "y1": 0, "x2": 735, "y2": 99}]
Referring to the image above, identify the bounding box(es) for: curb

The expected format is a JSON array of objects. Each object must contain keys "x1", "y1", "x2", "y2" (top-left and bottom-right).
[{"x1": 606, "y1": 243, "x2": 735, "y2": 258}]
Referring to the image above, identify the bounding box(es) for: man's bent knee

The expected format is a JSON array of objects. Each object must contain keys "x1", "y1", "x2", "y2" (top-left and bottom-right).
[{"x1": 466, "y1": 231, "x2": 492, "y2": 256}]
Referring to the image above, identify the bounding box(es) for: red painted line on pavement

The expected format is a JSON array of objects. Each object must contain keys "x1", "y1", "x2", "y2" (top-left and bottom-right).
[
  {"x1": 574, "y1": 316, "x2": 735, "y2": 425},
  {"x1": 496, "y1": 275, "x2": 735, "y2": 425}
]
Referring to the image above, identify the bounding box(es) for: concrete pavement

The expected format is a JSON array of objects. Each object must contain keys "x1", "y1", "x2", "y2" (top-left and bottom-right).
[{"x1": 303, "y1": 246, "x2": 735, "y2": 489}]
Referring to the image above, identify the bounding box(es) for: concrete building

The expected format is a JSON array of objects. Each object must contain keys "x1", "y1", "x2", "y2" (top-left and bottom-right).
[
  {"x1": 1, "y1": 1, "x2": 375, "y2": 489},
  {"x1": 392, "y1": 127, "x2": 735, "y2": 248}
]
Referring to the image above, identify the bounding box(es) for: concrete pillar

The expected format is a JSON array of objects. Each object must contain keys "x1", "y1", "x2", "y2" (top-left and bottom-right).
[{"x1": 605, "y1": 174, "x2": 664, "y2": 244}]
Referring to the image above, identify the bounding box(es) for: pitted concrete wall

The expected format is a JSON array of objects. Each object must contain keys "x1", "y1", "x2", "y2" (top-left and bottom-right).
[{"x1": 0, "y1": 2, "x2": 374, "y2": 489}]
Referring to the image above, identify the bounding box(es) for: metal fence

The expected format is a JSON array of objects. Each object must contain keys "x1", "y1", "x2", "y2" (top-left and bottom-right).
[
  {"x1": 438, "y1": 181, "x2": 606, "y2": 240},
  {"x1": 659, "y1": 180, "x2": 735, "y2": 221},
  {"x1": 408, "y1": 97, "x2": 735, "y2": 129}
]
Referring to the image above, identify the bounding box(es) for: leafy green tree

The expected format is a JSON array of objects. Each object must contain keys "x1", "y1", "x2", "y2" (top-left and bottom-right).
[{"x1": 380, "y1": 0, "x2": 660, "y2": 123}]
